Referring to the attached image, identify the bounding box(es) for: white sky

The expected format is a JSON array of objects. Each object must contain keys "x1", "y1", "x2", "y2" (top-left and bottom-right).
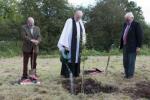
[
  {"x1": 68, "y1": 0, "x2": 97, "y2": 7},
  {"x1": 68, "y1": 0, "x2": 150, "y2": 23}
]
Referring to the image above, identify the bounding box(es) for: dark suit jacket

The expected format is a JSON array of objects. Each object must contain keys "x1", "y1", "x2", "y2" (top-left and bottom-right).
[
  {"x1": 120, "y1": 21, "x2": 143, "y2": 53},
  {"x1": 21, "y1": 25, "x2": 42, "y2": 53}
]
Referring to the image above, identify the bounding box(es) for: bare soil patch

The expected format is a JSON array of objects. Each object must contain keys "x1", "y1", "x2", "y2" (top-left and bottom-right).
[
  {"x1": 123, "y1": 81, "x2": 150, "y2": 99},
  {"x1": 62, "y1": 78, "x2": 118, "y2": 95}
]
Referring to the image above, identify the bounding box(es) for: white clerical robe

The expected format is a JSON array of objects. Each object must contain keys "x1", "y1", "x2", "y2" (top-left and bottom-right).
[{"x1": 57, "y1": 18, "x2": 86, "y2": 63}]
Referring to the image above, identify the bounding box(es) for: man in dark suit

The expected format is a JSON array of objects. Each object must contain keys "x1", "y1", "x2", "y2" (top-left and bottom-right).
[
  {"x1": 120, "y1": 12, "x2": 143, "y2": 79},
  {"x1": 21, "y1": 17, "x2": 41, "y2": 84}
]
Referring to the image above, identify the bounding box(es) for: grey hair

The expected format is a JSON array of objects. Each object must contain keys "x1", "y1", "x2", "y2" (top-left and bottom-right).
[{"x1": 124, "y1": 12, "x2": 134, "y2": 18}]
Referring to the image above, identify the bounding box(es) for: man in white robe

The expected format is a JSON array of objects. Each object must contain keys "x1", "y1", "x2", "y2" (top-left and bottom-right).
[{"x1": 57, "y1": 10, "x2": 86, "y2": 78}]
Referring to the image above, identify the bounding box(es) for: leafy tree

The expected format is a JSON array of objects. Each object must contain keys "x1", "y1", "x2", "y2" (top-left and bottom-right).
[
  {"x1": 86, "y1": 0, "x2": 127, "y2": 50},
  {"x1": 0, "y1": 0, "x2": 22, "y2": 40}
]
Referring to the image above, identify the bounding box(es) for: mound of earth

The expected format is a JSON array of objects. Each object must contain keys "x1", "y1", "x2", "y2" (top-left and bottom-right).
[
  {"x1": 62, "y1": 78, "x2": 118, "y2": 95},
  {"x1": 123, "y1": 81, "x2": 150, "y2": 99}
]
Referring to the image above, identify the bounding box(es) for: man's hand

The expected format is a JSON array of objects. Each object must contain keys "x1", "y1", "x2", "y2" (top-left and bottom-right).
[
  {"x1": 136, "y1": 47, "x2": 141, "y2": 54},
  {"x1": 31, "y1": 39, "x2": 39, "y2": 45},
  {"x1": 60, "y1": 48, "x2": 69, "y2": 63}
]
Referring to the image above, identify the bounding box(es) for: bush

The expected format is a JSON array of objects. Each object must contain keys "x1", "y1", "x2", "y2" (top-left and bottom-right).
[{"x1": 0, "y1": 41, "x2": 21, "y2": 58}]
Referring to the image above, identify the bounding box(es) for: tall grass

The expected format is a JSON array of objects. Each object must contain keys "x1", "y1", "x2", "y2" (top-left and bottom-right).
[
  {"x1": 0, "y1": 41, "x2": 150, "y2": 58},
  {"x1": 0, "y1": 41, "x2": 21, "y2": 58}
]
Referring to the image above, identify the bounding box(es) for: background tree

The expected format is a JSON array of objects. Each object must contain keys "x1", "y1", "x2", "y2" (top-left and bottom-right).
[
  {"x1": 86, "y1": 0, "x2": 127, "y2": 50},
  {"x1": 0, "y1": 0, "x2": 22, "y2": 40}
]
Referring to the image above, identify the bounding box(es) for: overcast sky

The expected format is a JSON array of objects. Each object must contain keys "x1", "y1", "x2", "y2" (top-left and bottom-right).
[{"x1": 68, "y1": 0, "x2": 150, "y2": 23}]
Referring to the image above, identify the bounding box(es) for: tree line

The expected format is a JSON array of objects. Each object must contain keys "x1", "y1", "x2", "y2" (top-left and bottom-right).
[{"x1": 0, "y1": 0, "x2": 150, "y2": 52}]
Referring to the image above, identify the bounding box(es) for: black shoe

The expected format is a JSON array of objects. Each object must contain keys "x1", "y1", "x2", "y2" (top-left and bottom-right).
[
  {"x1": 124, "y1": 75, "x2": 133, "y2": 79},
  {"x1": 127, "y1": 76, "x2": 133, "y2": 79},
  {"x1": 21, "y1": 76, "x2": 28, "y2": 80}
]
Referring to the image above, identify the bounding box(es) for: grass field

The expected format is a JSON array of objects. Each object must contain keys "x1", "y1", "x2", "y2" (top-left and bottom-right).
[{"x1": 0, "y1": 55, "x2": 150, "y2": 100}]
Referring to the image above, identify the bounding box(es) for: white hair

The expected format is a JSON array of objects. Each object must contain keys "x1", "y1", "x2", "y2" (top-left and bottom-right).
[
  {"x1": 75, "y1": 10, "x2": 83, "y2": 16},
  {"x1": 125, "y1": 12, "x2": 134, "y2": 18},
  {"x1": 27, "y1": 17, "x2": 34, "y2": 24}
]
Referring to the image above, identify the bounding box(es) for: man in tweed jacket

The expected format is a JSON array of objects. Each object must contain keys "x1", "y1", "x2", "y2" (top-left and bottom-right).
[{"x1": 21, "y1": 17, "x2": 41, "y2": 83}]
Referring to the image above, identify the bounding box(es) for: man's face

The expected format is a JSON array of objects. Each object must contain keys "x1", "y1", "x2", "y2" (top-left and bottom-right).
[
  {"x1": 27, "y1": 20, "x2": 34, "y2": 28},
  {"x1": 75, "y1": 11, "x2": 83, "y2": 21},
  {"x1": 125, "y1": 16, "x2": 132, "y2": 23}
]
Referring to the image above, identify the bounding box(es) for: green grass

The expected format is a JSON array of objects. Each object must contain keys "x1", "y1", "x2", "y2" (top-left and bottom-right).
[
  {"x1": 0, "y1": 41, "x2": 150, "y2": 58},
  {"x1": 0, "y1": 56, "x2": 150, "y2": 100}
]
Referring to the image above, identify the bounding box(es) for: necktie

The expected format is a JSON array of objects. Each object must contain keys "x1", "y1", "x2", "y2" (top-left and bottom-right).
[{"x1": 123, "y1": 24, "x2": 130, "y2": 45}]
